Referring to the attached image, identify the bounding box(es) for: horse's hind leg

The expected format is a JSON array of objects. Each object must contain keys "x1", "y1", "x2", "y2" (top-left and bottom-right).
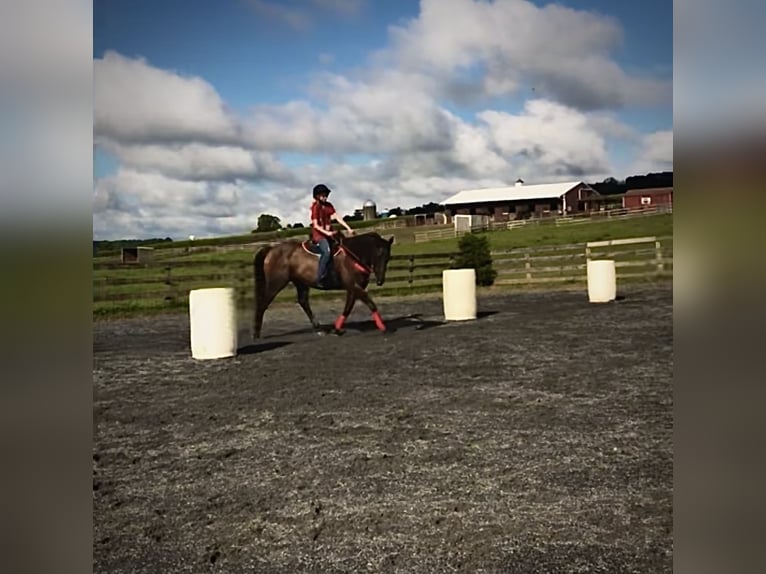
[
  {"x1": 295, "y1": 282, "x2": 322, "y2": 334},
  {"x1": 253, "y1": 287, "x2": 270, "y2": 339},
  {"x1": 254, "y1": 276, "x2": 290, "y2": 338},
  {"x1": 333, "y1": 291, "x2": 357, "y2": 335}
]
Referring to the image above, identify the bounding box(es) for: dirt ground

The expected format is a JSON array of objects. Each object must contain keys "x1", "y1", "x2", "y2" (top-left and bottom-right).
[{"x1": 93, "y1": 284, "x2": 673, "y2": 573}]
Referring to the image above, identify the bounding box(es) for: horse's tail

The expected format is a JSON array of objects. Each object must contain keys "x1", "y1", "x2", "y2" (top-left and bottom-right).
[{"x1": 253, "y1": 246, "x2": 271, "y2": 338}]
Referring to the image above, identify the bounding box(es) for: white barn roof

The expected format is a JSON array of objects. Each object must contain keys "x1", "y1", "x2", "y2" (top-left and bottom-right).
[{"x1": 442, "y1": 181, "x2": 589, "y2": 205}]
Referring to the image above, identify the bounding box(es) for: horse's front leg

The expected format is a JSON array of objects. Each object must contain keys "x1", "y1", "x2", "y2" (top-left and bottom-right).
[
  {"x1": 351, "y1": 285, "x2": 387, "y2": 333},
  {"x1": 333, "y1": 291, "x2": 357, "y2": 335}
]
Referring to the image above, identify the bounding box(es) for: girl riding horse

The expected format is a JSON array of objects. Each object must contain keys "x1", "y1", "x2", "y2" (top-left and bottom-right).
[{"x1": 252, "y1": 228, "x2": 394, "y2": 339}]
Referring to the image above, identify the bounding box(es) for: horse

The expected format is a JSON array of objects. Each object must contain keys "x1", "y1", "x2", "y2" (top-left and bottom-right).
[{"x1": 252, "y1": 231, "x2": 395, "y2": 338}]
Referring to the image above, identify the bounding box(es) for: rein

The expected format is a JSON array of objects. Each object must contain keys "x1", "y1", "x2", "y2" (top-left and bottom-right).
[{"x1": 338, "y1": 238, "x2": 373, "y2": 276}]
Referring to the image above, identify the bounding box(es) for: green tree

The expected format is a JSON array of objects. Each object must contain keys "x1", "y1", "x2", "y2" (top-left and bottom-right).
[
  {"x1": 256, "y1": 214, "x2": 282, "y2": 232},
  {"x1": 453, "y1": 233, "x2": 497, "y2": 286}
]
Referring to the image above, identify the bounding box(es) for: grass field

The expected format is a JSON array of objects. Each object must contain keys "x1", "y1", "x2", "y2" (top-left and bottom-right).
[{"x1": 394, "y1": 214, "x2": 673, "y2": 255}]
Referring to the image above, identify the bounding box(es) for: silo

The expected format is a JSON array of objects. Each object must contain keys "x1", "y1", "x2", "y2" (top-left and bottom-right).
[{"x1": 363, "y1": 200, "x2": 377, "y2": 221}]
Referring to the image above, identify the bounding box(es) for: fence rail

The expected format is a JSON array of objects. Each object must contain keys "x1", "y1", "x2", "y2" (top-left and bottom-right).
[
  {"x1": 93, "y1": 236, "x2": 672, "y2": 307},
  {"x1": 414, "y1": 204, "x2": 672, "y2": 242},
  {"x1": 493, "y1": 236, "x2": 671, "y2": 285}
]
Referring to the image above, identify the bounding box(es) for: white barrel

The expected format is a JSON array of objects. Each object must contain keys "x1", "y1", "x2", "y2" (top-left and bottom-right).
[
  {"x1": 189, "y1": 287, "x2": 238, "y2": 360},
  {"x1": 442, "y1": 269, "x2": 477, "y2": 321},
  {"x1": 587, "y1": 260, "x2": 617, "y2": 303}
]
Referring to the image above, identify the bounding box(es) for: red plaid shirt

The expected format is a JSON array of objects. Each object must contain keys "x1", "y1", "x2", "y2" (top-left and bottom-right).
[{"x1": 310, "y1": 200, "x2": 336, "y2": 242}]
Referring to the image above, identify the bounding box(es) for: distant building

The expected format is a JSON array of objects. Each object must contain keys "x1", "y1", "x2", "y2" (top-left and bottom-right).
[
  {"x1": 121, "y1": 246, "x2": 154, "y2": 264},
  {"x1": 622, "y1": 187, "x2": 673, "y2": 209},
  {"x1": 441, "y1": 180, "x2": 601, "y2": 221},
  {"x1": 362, "y1": 200, "x2": 377, "y2": 221}
]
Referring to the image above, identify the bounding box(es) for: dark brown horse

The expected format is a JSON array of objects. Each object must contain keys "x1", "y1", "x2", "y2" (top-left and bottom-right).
[{"x1": 253, "y1": 232, "x2": 395, "y2": 338}]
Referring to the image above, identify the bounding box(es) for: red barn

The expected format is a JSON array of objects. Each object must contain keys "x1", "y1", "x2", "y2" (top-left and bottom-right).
[
  {"x1": 441, "y1": 180, "x2": 601, "y2": 222},
  {"x1": 622, "y1": 187, "x2": 673, "y2": 209}
]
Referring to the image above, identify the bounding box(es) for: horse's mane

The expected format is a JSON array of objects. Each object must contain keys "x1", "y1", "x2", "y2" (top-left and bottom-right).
[
  {"x1": 341, "y1": 231, "x2": 388, "y2": 260},
  {"x1": 344, "y1": 231, "x2": 384, "y2": 248}
]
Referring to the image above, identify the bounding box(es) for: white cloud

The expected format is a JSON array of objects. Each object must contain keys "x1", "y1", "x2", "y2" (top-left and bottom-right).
[
  {"x1": 94, "y1": 51, "x2": 240, "y2": 145},
  {"x1": 478, "y1": 99, "x2": 612, "y2": 178},
  {"x1": 388, "y1": 0, "x2": 669, "y2": 110},
  {"x1": 245, "y1": 71, "x2": 453, "y2": 154},
  {"x1": 450, "y1": 120, "x2": 509, "y2": 175},
  {"x1": 94, "y1": 168, "x2": 319, "y2": 239},
  {"x1": 98, "y1": 141, "x2": 295, "y2": 183},
  {"x1": 586, "y1": 113, "x2": 643, "y2": 142},
  {"x1": 95, "y1": 169, "x2": 211, "y2": 212},
  {"x1": 627, "y1": 130, "x2": 673, "y2": 175}
]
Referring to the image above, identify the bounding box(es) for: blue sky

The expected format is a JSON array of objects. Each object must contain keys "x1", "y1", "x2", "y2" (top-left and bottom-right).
[{"x1": 93, "y1": 0, "x2": 672, "y2": 240}]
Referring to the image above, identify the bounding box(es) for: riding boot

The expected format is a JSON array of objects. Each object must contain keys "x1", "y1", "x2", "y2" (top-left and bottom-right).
[{"x1": 317, "y1": 269, "x2": 334, "y2": 289}]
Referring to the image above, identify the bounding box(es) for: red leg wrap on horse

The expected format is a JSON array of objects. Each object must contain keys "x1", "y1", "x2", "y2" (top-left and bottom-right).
[
  {"x1": 371, "y1": 310, "x2": 386, "y2": 331},
  {"x1": 334, "y1": 315, "x2": 346, "y2": 331}
]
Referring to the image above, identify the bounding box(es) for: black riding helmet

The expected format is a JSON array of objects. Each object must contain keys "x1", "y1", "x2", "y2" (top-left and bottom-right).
[{"x1": 313, "y1": 184, "x2": 332, "y2": 199}]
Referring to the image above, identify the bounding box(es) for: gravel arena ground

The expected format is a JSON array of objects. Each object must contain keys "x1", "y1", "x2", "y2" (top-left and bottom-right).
[{"x1": 93, "y1": 284, "x2": 673, "y2": 573}]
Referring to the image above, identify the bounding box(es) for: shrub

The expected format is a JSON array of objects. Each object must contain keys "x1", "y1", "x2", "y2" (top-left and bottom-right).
[
  {"x1": 256, "y1": 214, "x2": 282, "y2": 232},
  {"x1": 453, "y1": 233, "x2": 497, "y2": 286}
]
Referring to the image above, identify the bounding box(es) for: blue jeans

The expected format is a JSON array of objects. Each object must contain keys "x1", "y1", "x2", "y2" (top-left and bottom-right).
[{"x1": 317, "y1": 237, "x2": 332, "y2": 283}]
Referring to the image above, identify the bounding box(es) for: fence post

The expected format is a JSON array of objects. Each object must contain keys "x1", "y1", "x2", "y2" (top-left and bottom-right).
[
  {"x1": 238, "y1": 262, "x2": 249, "y2": 306},
  {"x1": 408, "y1": 255, "x2": 415, "y2": 287},
  {"x1": 101, "y1": 275, "x2": 109, "y2": 302},
  {"x1": 525, "y1": 253, "x2": 531, "y2": 283},
  {"x1": 164, "y1": 264, "x2": 175, "y2": 303},
  {"x1": 655, "y1": 240, "x2": 664, "y2": 274}
]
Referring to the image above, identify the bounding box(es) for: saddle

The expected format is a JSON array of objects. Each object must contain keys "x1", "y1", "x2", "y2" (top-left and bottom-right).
[{"x1": 301, "y1": 240, "x2": 342, "y2": 257}]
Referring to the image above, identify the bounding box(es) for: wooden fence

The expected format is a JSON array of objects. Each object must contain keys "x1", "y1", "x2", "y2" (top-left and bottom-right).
[
  {"x1": 415, "y1": 204, "x2": 672, "y2": 242},
  {"x1": 93, "y1": 236, "x2": 672, "y2": 309},
  {"x1": 92, "y1": 251, "x2": 456, "y2": 308},
  {"x1": 492, "y1": 235, "x2": 672, "y2": 285}
]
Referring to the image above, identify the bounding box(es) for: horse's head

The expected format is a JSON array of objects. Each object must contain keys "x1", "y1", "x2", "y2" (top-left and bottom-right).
[
  {"x1": 371, "y1": 235, "x2": 395, "y2": 286},
  {"x1": 343, "y1": 232, "x2": 395, "y2": 285}
]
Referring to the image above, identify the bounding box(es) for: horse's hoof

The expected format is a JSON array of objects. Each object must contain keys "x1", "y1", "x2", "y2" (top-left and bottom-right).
[
  {"x1": 333, "y1": 328, "x2": 346, "y2": 336},
  {"x1": 315, "y1": 330, "x2": 326, "y2": 337}
]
